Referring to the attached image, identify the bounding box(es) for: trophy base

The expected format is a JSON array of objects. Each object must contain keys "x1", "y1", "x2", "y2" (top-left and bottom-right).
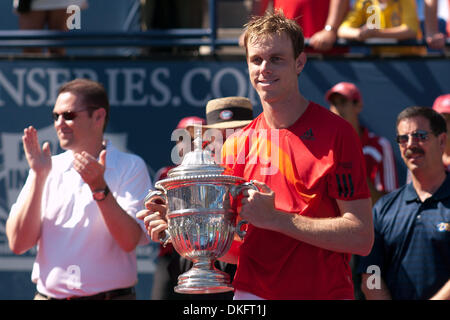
[{"x1": 175, "y1": 260, "x2": 234, "y2": 294}]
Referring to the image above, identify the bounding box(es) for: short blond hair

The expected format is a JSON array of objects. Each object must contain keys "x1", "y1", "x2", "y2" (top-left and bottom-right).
[{"x1": 243, "y1": 10, "x2": 305, "y2": 59}]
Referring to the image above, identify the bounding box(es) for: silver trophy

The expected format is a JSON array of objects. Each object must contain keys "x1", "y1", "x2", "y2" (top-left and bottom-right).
[{"x1": 145, "y1": 127, "x2": 255, "y2": 294}]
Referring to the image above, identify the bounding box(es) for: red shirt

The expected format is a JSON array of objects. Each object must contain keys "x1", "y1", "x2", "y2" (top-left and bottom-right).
[
  {"x1": 360, "y1": 127, "x2": 398, "y2": 193},
  {"x1": 273, "y1": 0, "x2": 348, "y2": 54},
  {"x1": 274, "y1": 0, "x2": 329, "y2": 37},
  {"x1": 221, "y1": 102, "x2": 370, "y2": 299}
]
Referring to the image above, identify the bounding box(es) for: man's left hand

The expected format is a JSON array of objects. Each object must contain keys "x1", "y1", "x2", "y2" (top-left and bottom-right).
[{"x1": 73, "y1": 150, "x2": 107, "y2": 190}]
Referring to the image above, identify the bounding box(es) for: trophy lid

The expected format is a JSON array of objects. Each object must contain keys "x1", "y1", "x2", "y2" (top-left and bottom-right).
[{"x1": 166, "y1": 126, "x2": 225, "y2": 178}]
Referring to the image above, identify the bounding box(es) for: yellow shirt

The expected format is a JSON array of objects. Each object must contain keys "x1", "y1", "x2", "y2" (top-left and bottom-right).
[{"x1": 341, "y1": 0, "x2": 426, "y2": 55}]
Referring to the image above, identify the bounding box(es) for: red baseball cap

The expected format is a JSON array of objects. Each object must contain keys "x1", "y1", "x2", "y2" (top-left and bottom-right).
[
  {"x1": 176, "y1": 116, "x2": 206, "y2": 129},
  {"x1": 325, "y1": 82, "x2": 362, "y2": 103},
  {"x1": 432, "y1": 94, "x2": 450, "y2": 114}
]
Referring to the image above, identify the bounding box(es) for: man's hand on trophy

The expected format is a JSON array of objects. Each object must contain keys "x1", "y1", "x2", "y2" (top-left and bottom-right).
[
  {"x1": 146, "y1": 211, "x2": 169, "y2": 243},
  {"x1": 136, "y1": 209, "x2": 168, "y2": 243},
  {"x1": 137, "y1": 196, "x2": 168, "y2": 243},
  {"x1": 240, "y1": 180, "x2": 279, "y2": 231}
]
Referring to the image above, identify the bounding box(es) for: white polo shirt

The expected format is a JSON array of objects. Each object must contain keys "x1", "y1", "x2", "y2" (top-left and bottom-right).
[{"x1": 9, "y1": 141, "x2": 152, "y2": 298}]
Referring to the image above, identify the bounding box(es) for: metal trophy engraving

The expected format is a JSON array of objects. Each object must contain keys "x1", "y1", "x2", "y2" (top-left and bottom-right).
[{"x1": 145, "y1": 127, "x2": 255, "y2": 294}]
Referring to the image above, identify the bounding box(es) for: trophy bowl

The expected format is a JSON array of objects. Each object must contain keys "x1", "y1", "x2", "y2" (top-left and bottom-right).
[{"x1": 145, "y1": 134, "x2": 254, "y2": 294}]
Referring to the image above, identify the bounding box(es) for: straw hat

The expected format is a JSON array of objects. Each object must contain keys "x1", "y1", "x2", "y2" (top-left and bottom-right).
[{"x1": 190, "y1": 97, "x2": 254, "y2": 133}]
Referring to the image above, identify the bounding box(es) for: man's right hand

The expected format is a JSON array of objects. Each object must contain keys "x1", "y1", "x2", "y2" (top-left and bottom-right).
[{"x1": 22, "y1": 126, "x2": 52, "y2": 178}]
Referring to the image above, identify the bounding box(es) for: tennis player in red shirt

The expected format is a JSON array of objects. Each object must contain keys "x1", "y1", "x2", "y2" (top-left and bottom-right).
[
  {"x1": 140, "y1": 11, "x2": 374, "y2": 300},
  {"x1": 220, "y1": 12, "x2": 373, "y2": 300}
]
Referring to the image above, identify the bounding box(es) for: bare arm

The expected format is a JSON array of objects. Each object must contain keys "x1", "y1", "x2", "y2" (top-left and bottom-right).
[
  {"x1": 73, "y1": 150, "x2": 143, "y2": 252},
  {"x1": 338, "y1": 24, "x2": 416, "y2": 41},
  {"x1": 6, "y1": 127, "x2": 51, "y2": 255},
  {"x1": 424, "y1": 0, "x2": 445, "y2": 49},
  {"x1": 364, "y1": 25, "x2": 417, "y2": 40},
  {"x1": 6, "y1": 174, "x2": 46, "y2": 255},
  {"x1": 239, "y1": 181, "x2": 374, "y2": 256},
  {"x1": 310, "y1": 0, "x2": 350, "y2": 51}
]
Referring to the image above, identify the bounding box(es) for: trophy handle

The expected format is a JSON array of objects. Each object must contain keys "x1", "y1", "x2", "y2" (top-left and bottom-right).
[
  {"x1": 143, "y1": 189, "x2": 171, "y2": 247},
  {"x1": 144, "y1": 189, "x2": 167, "y2": 205},
  {"x1": 236, "y1": 220, "x2": 247, "y2": 239},
  {"x1": 233, "y1": 181, "x2": 260, "y2": 239}
]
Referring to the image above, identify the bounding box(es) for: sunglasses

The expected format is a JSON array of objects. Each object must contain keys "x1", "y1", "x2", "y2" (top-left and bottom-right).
[
  {"x1": 52, "y1": 109, "x2": 90, "y2": 122},
  {"x1": 396, "y1": 130, "x2": 430, "y2": 144}
]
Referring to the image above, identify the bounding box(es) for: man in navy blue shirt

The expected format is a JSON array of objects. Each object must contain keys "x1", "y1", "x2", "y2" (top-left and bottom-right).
[{"x1": 358, "y1": 106, "x2": 450, "y2": 300}]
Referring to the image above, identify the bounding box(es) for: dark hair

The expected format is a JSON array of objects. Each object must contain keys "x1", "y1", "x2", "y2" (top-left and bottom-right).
[
  {"x1": 58, "y1": 78, "x2": 110, "y2": 131},
  {"x1": 243, "y1": 9, "x2": 305, "y2": 59},
  {"x1": 397, "y1": 106, "x2": 447, "y2": 136}
]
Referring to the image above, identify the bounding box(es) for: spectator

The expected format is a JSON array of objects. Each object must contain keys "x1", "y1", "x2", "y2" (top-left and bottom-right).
[
  {"x1": 325, "y1": 82, "x2": 398, "y2": 203},
  {"x1": 359, "y1": 106, "x2": 450, "y2": 300},
  {"x1": 432, "y1": 94, "x2": 450, "y2": 169},
  {"x1": 142, "y1": 12, "x2": 374, "y2": 300},
  {"x1": 148, "y1": 97, "x2": 253, "y2": 300},
  {"x1": 241, "y1": 0, "x2": 350, "y2": 54},
  {"x1": 6, "y1": 78, "x2": 151, "y2": 300},
  {"x1": 13, "y1": 0, "x2": 88, "y2": 55},
  {"x1": 337, "y1": 0, "x2": 427, "y2": 55},
  {"x1": 325, "y1": 81, "x2": 399, "y2": 300},
  {"x1": 405, "y1": 94, "x2": 450, "y2": 184}
]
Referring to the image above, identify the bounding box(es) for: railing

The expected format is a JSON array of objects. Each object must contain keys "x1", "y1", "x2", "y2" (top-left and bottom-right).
[{"x1": 0, "y1": 30, "x2": 448, "y2": 53}]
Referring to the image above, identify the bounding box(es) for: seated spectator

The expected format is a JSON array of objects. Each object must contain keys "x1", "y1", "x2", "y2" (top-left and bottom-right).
[
  {"x1": 140, "y1": 0, "x2": 204, "y2": 55},
  {"x1": 337, "y1": 0, "x2": 427, "y2": 55},
  {"x1": 241, "y1": 0, "x2": 350, "y2": 55},
  {"x1": 13, "y1": 0, "x2": 88, "y2": 55}
]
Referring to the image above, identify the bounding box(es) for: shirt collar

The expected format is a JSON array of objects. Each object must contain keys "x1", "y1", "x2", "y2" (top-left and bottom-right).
[
  {"x1": 432, "y1": 172, "x2": 450, "y2": 201},
  {"x1": 404, "y1": 182, "x2": 420, "y2": 203},
  {"x1": 405, "y1": 172, "x2": 450, "y2": 203}
]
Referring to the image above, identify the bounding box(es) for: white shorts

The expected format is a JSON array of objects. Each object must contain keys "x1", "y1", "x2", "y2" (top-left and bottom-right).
[{"x1": 233, "y1": 289, "x2": 266, "y2": 300}]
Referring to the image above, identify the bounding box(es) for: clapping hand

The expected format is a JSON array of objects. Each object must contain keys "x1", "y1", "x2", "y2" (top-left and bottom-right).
[{"x1": 22, "y1": 126, "x2": 52, "y2": 178}]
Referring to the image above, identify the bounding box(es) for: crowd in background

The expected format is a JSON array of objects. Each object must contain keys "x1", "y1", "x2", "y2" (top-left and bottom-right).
[{"x1": 10, "y1": 0, "x2": 450, "y2": 56}]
